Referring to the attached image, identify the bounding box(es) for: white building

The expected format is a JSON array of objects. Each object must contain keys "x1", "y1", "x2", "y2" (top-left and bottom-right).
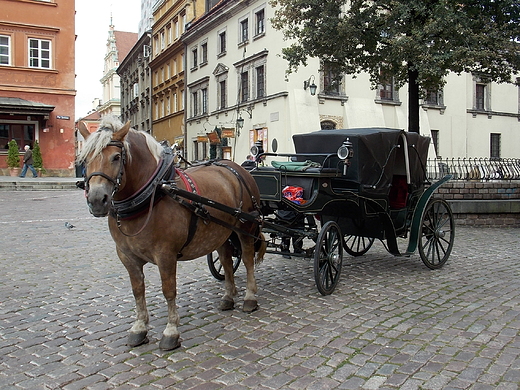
[
  {"x1": 183, "y1": 0, "x2": 520, "y2": 163},
  {"x1": 98, "y1": 21, "x2": 138, "y2": 117}
]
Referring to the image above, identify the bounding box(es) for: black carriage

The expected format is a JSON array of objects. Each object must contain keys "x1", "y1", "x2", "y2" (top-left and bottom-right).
[{"x1": 207, "y1": 128, "x2": 454, "y2": 295}]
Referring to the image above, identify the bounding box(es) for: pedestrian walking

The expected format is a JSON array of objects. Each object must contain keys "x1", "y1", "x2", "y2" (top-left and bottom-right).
[{"x1": 20, "y1": 145, "x2": 38, "y2": 178}]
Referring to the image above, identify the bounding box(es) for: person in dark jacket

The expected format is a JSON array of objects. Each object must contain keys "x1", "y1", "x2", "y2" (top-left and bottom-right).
[{"x1": 20, "y1": 145, "x2": 38, "y2": 178}]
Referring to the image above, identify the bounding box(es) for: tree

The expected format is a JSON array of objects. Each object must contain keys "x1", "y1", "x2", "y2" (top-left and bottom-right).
[
  {"x1": 270, "y1": 0, "x2": 520, "y2": 133},
  {"x1": 7, "y1": 139, "x2": 20, "y2": 168},
  {"x1": 32, "y1": 140, "x2": 44, "y2": 171}
]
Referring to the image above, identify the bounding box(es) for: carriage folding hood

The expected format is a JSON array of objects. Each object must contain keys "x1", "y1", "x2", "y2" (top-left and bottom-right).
[{"x1": 292, "y1": 128, "x2": 431, "y2": 197}]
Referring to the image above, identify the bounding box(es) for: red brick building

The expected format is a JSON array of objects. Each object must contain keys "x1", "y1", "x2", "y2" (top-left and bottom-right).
[{"x1": 0, "y1": 0, "x2": 75, "y2": 176}]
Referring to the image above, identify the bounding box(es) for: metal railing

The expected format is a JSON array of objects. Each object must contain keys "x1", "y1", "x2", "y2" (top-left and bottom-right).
[{"x1": 426, "y1": 158, "x2": 520, "y2": 181}]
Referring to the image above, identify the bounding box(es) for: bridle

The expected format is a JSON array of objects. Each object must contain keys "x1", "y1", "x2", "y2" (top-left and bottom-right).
[{"x1": 84, "y1": 140, "x2": 127, "y2": 196}]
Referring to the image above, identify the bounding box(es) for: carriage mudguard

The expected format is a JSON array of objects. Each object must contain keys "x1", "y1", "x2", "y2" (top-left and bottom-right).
[{"x1": 405, "y1": 174, "x2": 453, "y2": 255}]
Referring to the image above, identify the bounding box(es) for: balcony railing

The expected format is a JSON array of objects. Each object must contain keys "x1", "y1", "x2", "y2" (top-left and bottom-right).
[{"x1": 426, "y1": 158, "x2": 520, "y2": 181}]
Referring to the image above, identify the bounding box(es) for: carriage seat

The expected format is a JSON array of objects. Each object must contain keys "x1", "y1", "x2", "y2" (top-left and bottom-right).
[{"x1": 271, "y1": 160, "x2": 321, "y2": 172}]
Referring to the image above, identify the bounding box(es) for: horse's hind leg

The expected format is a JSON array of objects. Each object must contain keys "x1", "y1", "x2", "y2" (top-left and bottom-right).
[
  {"x1": 119, "y1": 250, "x2": 149, "y2": 347},
  {"x1": 239, "y1": 236, "x2": 259, "y2": 313},
  {"x1": 217, "y1": 241, "x2": 238, "y2": 311}
]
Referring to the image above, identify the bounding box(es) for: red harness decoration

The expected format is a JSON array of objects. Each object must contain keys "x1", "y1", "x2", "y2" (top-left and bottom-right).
[{"x1": 175, "y1": 168, "x2": 200, "y2": 200}]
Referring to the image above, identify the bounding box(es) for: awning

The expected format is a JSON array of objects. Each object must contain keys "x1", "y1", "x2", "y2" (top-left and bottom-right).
[{"x1": 0, "y1": 97, "x2": 55, "y2": 116}]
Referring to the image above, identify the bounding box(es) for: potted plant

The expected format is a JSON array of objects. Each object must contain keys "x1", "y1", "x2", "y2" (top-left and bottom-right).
[
  {"x1": 7, "y1": 139, "x2": 20, "y2": 176},
  {"x1": 32, "y1": 140, "x2": 45, "y2": 176}
]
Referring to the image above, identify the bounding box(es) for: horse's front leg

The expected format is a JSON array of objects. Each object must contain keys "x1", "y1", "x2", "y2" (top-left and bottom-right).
[
  {"x1": 118, "y1": 249, "x2": 149, "y2": 347},
  {"x1": 157, "y1": 259, "x2": 181, "y2": 351}
]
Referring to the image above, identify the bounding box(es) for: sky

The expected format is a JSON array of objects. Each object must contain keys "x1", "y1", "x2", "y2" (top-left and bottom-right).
[{"x1": 75, "y1": 0, "x2": 141, "y2": 119}]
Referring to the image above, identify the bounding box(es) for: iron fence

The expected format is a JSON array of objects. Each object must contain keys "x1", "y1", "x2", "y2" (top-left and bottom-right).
[{"x1": 426, "y1": 158, "x2": 520, "y2": 181}]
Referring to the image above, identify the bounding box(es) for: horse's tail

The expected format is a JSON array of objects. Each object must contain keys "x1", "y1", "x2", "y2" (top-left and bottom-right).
[{"x1": 254, "y1": 231, "x2": 267, "y2": 265}]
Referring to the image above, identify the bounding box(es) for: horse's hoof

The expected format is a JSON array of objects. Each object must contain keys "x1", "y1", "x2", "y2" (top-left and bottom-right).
[
  {"x1": 219, "y1": 298, "x2": 235, "y2": 311},
  {"x1": 128, "y1": 332, "x2": 149, "y2": 347},
  {"x1": 243, "y1": 300, "x2": 258, "y2": 313},
  {"x1": 159, "y1": 335, "x2": 181, "y2": 351}
]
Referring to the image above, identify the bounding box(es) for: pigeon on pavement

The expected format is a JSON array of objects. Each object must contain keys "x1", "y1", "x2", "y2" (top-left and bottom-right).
[{"x1": 65, "y1": 222, "x2": 75, "y2": 230}]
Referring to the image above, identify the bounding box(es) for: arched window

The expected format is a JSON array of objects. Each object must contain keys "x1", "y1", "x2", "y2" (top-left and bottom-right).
[{"x1": 320, "y1": 120, "x2": 336, "y2": 130}]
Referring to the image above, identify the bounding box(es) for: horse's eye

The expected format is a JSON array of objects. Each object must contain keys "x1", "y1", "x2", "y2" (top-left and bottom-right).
[{"x1": 113, "y1": 154, "x2": 121, "y2": 162}]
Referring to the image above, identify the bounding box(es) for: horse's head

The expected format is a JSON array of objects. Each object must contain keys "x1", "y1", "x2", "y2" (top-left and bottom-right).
[{"x1": 78, "y1": 119, "x2": 131, "y2": 217}]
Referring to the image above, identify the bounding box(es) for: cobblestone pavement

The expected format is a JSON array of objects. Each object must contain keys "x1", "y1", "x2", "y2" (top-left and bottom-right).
[{"x1": 1, "y1": 190, "x2": 520, "y2": 390}]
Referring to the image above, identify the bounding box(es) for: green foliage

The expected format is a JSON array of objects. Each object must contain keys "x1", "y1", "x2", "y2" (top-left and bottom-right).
[
  {"x1": 32, "y1": 140, "x2": 44, "y2": 170},
  {"x1": 270, "y1": 0, "x2": 520, "y2": 132},
  {"x1": 7, "y1": 139, "x2": 20, "y2": 168}
]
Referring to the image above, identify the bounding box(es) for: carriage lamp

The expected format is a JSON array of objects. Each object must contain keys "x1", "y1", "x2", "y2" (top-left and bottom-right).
[
  {"x1": 337, "y1": 138, "x2": 354, "y2": 175},
  {"x1": 250, "y1": 140, "x2": 264, "y2": 160},
  {"x1": 303, "y1": 75, "x2": 317, "y2": 96}
]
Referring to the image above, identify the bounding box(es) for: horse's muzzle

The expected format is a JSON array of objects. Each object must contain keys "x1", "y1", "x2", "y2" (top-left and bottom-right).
[{"x1": 86, "y1": 187, "x2": 112, "y2": 217}]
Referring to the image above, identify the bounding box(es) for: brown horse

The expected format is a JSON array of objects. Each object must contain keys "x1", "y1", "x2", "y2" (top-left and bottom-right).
[{"x1": 77, "y1": 116, "x2": 266, "y2": 350}]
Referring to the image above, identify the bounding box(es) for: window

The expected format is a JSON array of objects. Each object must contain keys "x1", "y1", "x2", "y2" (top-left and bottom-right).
[
  {"x1": 240, "y1": 71, "x2": 249, "y2": 102},
  {"x1": 218, "y1": 30, "x2": 227, "y2": 55},
  {"x1": 191, "y1": 91, "x2": 199, "y2": 117},
  {"x1": 0, "y1": 124, "x2": 35, "y2": 149},
  {"x1": 132, "y1": 83, "x2": 139, "y2": 99},
  {"x1": 234, "y1": 50, "x2": 267, "y2": 102},
  {"x1": 0, "y1": 35, "x2": 10, "y2": 65},
  {"x1": 473, "y1": 74, "x2": 490, "y2": 112},
  {"x1": 376, "y1": 70, "x2": 400, "y2": 103},
  {"x1": 322, "y1": 62, "x2": 341, "y2": 96},
  {"x1": 200, "y1": 42, "x2": 208, "y2": 66},
  {"x1": 191, "y1": 47, "x2": 198, "y2": 69},
  {"x1": 431, "y1": 129, "x2": 439, "y2": 156},
  {"x1": 476, "y1": 84, "x2": 486, "y2": 110},
  {"x1": 320, "y1": 120, "x2": 336, "y2": 130},
  {"x1": 173, "y1": 92, "x2": 178, "y2": 112},
  {"x1": 167, "y1": 26, "x2": 172, "y2": 45},
  {"x1": 160, "y1": 30, "x2": 165, "y2": 50},
  {"x1": 189, "y1": 79, "x2": 209, "y2": 117},
  {"x1": 490, "y1": 133, "x2": 501, "y2": 159},
  {"x1": 194, "y1": 140, "x2": 207, "y2": 161},
  {"x1": 201, "y1": 88, "x2": 208, "y2": 114},
  {"x1": 256, "y1": 65, "x2": 265, "y2": 98},
  {"x1": 424, "y1": 90, "x2": 443, "y2": 106},
  {"x1": 255, "y1": 9, "x2": 265, "y2": 36},
  {"x1": 219, "y1": 80, "x2": 227, "y2": 109},
  {"x1": 29, "y1": 38, "x2": 51, "y2": 69},
  {"x1": 240, "y1": 18, "x2": 249, "y2": 43}
]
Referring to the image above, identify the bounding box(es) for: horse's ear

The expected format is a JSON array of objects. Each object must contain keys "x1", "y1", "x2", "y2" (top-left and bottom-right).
[
  {"x1": 112, "y1": 121, "x2": 131, "y2": 142},
  {"x1": 78, "y1": 122, "x2": 90, "y2": 140}
]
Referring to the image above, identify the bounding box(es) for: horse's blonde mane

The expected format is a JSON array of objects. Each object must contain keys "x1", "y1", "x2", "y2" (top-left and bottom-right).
[{"x1": 77, "y1": 116, "x2": 163, "y2": 163}]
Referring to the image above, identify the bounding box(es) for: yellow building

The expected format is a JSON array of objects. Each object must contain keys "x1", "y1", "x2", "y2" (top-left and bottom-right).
[{"x1": 150, "y1": 0, "x2": 205, "y2": 146}]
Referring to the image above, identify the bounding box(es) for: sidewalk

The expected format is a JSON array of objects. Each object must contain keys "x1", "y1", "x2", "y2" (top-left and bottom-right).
[{"x1": 0, "y1": 174, "x2": 79, "y2": 190}]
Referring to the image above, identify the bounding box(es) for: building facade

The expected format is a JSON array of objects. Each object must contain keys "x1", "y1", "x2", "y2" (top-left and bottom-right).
[
  {"x1": 0, "y1": 0, "x2": 76, "y2": 176},
  {"x1": 182, "y1": 0, "x2": 520, "y2": 164},
  {"x1": 97, "y1": 21, "x2": 137, "y2": 118},
  {"x1": 118, "y1": 31, "x2": 153, "y2": 133},
  {"x1": 149, "y1": 0, "x2": 205, "y2": 146}
]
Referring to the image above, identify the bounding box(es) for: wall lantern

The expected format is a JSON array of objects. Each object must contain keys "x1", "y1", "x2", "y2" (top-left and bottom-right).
[{"x1": 304, "y1": 75, "x2": 317, "y2": 96}]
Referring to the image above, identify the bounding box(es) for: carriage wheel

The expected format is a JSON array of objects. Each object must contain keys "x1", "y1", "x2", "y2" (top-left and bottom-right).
[
  {"x1": 343, "y1": 235, "x2": 375, "y2": 256},
  {"x1": 314, "y1": 221, "x2": 343, "y2": 295},
  {"x1": 419, "y1": 198, "x2": 455, "y2": 269},
  {"x1": 207, "y1": 247, "x2": 242, "y2": 281}
]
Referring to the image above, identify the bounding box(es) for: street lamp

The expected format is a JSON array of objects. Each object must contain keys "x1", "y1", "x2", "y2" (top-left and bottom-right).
[{"x1": 304, "y1": 75, "x2": 317, "y2": 96}]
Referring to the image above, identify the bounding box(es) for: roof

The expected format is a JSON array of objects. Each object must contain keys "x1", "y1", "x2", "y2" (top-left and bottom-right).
[
  {"x1": 114, "y1": 31, "x2": 138, "y2": 62},
  {"x1": 0, "y1": 97, "x2": 55, "y2": 115},
  {"x1": 77, "y1": 111, "x2": 101, "y2": 122}
]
